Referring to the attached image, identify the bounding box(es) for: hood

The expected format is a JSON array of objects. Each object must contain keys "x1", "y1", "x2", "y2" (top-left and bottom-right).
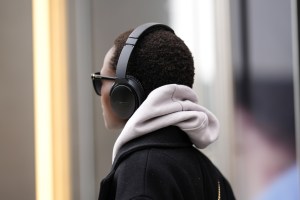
[{"x1": 112, "y1": 84, "x2": 220, "y2": 161}]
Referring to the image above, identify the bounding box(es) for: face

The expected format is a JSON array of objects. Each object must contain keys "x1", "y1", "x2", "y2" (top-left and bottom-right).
[{"x1": 100, "y1": 46, "x2": 127, "y2": 129}]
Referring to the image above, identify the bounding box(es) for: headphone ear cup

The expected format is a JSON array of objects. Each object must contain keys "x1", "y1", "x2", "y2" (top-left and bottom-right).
[
  {"x1": 126, "y1": 75, "x2": 145, "y2": 104},
  {"x1": 110, "y1": 77, "x2": 145, "y2": 119}
]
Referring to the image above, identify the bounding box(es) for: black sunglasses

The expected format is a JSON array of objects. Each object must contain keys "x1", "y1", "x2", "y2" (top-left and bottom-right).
[{"x1": 91, "y1": 72, "x2": 117, "y2": 96}]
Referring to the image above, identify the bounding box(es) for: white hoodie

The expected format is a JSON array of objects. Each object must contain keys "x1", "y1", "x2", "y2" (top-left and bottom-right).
[{"x1": 112, "y1": 84, "x2": 220, "y2": 161}]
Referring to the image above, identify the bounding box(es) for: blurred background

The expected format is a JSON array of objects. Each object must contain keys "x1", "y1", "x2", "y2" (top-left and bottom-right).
[{"x1": 0, "y1": 0, "x2": 299, "y2": 199}]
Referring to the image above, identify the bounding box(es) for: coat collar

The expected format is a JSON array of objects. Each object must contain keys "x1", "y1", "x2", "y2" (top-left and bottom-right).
[{"x1": 112, "y1": 126, "x2": 192, "y2": 170}]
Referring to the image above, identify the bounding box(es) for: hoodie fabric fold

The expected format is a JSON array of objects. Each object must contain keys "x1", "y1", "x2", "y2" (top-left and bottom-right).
[{"x1": 112, "y1": 84, "x2": 220, "y2": 161}]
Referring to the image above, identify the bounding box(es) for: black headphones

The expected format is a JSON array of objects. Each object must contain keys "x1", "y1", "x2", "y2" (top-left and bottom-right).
[{"x1": 110, "y1": 22, "x2": 174, "y2": 119}]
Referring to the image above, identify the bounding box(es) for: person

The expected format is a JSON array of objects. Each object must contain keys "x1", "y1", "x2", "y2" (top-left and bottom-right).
[
  {"x1": 234, "y1": 79, "x2": 299, "y2": 200},
  {"x1": 91, "y1": 23, "x2": 235, "y2": 200}
]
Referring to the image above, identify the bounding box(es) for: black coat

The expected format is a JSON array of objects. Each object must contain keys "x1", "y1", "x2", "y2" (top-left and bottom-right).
[{"x1": 98, "y1": 126, "x2": 235, "y2": 200}]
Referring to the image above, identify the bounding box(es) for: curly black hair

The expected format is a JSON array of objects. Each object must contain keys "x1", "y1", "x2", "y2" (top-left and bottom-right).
[{"x1": 111, "y1": 26, "x2": 195, "y2": 97}]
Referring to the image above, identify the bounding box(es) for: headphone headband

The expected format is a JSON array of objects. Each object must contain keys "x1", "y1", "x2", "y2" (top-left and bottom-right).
[{"x1": 116, "y1": 23, "x2": 174, "y2": 78}]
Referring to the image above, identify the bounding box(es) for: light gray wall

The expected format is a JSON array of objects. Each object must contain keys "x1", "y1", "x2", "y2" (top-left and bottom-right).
[
  {"x1": 67, "y1": 0, "x2": 96, "y2": 199},
  {"x1": 0, "y1": 0, "x2": 35, "y2": 199},
  {"x1": 248, "y1": 0, "x2": 293, "y2": 80}
]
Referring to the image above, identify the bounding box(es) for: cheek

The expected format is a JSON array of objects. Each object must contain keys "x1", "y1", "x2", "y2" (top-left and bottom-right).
[
  {"x1": 101, "y1": 90, "x2": 110, "y2": 109},
  {"x1": 100, "y1": 81, "x2": 113, "y2": 111},
  {"x1": 100, "y1": 86, "x2": 126, "y2": 129},
  {"x1": 101, "y1": 90, "x2": 113, "y2": 119}
]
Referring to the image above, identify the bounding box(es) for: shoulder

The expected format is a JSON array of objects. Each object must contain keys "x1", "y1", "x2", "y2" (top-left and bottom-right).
[
  {"x1": 115, "y1": 147, "x2": 206, "y2": 198},
  {"x1": 118, "y1": 145, "x2": 199, "y2": 170},
  {"x1": 117, "y1": 145, "x2": 215, "y2": 178},
  {"x1": 102, "y1": 146, "x2": 235, "y2": 200},
  {"x1": 115, "y1": 147, "x2": 185, "y2": 181}
]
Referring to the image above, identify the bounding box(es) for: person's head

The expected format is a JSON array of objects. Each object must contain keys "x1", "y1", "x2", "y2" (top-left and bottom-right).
[
  {"x1": 111, "y1": 26, "x2": 195, "y2": 97},
  {"x1": 94, "y1": 23, "x2": 195, "y2": 129}
]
